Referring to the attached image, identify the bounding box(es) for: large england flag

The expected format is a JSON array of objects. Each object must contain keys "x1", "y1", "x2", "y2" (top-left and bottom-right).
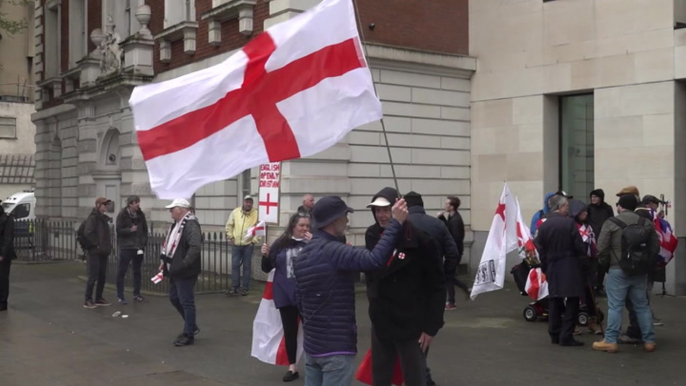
[
  {"x1": 130, "y1": 0, "x2": 382, "y2": 199},
  {"x1": 251, "y1": 270, "x2": 304, "y2": 365}
]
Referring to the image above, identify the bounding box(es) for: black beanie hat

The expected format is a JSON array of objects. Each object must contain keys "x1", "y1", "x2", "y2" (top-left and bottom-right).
[
  {"x1": 404, "y1": 191, "x2": 424, "y2": 208},
  {"x1": 617, "y1": 194, "x2": 638, "y2": 211}
]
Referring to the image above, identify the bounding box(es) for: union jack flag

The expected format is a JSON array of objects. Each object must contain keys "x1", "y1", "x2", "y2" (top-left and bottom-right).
[{"x1": 652, "y1": 211, "x2": 678, "y2": 267}]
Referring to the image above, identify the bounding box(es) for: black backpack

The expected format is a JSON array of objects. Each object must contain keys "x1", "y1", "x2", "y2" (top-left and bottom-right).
[
  {"x1": 76, "y1": 220, "x2": 93, "y2": 251},
  {"x1": 608, "y1": 217, "x2": 653, "y2": 276}
]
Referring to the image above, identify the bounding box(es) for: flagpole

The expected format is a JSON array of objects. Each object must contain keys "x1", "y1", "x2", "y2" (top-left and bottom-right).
[{"x1": 353, "y1": 0, "x2": 400, "y2": 195}]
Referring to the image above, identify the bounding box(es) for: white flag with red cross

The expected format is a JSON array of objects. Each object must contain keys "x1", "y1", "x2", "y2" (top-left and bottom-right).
[
  {"x1": 244, "y1": 220, "x2": 266, "y2": 242},
  {"x1": 251, "y1": 270, "x2": 304, "y2": 366},
  {"x1": 130, "y1": 0, "x2": 382, "y2": 199},
  {"x1": 470, "y1": 183, "x2": 518, "y2": 300}
]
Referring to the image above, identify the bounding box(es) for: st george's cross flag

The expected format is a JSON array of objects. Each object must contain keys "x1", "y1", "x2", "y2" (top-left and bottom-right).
[
  {"x1": 251, "y1": 270, "x2": 304, "y2": 366},
  {"x1": 129, "y1": 0, "x2": 382, "y2": 199},
  {"x1": 470, "y1": 183, "x2": 518, "y2": 300},
  {"x1": 244, "y1": 221, "x2": 266, "y2": 243},
  {"x1": 525, "y1": 267, "x2": 548, "y2": 300}
]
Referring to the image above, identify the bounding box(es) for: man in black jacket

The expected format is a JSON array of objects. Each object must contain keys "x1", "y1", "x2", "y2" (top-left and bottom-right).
[
  {"x1": 587, "y1": 189, "x2": 614, "y2": 296},
  {"x1": 365, "y1": 187, "x2": 445, "y2": 386},
  {"x1": 115, "y1": 196, "x2": 149, "y2": 304},
  {"x1": 0, "y1": 205, "x2": 16, "y2": 311},
  {"x1": 83, "y1": 197, "x2": 114, "y2": 309},
  {"x1": 535, "y1": 195, "x2": 587, "y2": 347},
  {"x1": 438, "y1": 195, "x2": 469, "y2": 310},
  {"x1": 404, "y1": 191, "x2": 455, "y2": 386},
  {"x1": 160, "y1": 198, "x2": 202, "y2": 347}
]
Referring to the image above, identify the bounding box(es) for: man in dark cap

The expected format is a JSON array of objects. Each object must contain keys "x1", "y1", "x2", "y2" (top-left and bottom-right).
[
  {"x1": 294, "y1": 196, "x2": 408, "y2": 386},
  {"x1": 365, "y1": 188, "x2": 445, "y2": 386},
  {"x1": 593, "y1": 194, "x2": 659, "y2": 353},
  {"x1": 587, "y1": 189, "x2": 615, "y2": 296}
]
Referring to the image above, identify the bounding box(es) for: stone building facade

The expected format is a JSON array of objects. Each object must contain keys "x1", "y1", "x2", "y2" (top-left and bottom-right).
[
  {"x1": 470, "y1": 0, "x2": 686, "y2": 295},
  {"x1": 31, "y1": 0, "x2": 474, "y2": 263},
  {"x1": 0, "y1": 0, "x2": 37, "y2": 200}
]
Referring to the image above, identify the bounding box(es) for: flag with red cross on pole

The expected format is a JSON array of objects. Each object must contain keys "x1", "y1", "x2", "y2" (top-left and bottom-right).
[{"x1": 129, "y1": 0, "x2": 383, "y2": 200}]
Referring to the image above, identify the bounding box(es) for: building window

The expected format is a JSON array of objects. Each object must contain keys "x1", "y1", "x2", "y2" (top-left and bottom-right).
[
  {"x1": 45, "y1": 0, "x2": 61, "y2": 79},
  {"x1": 164, "y1": 0, "x2": 196, "y2": 28},
  {"x1": 0, "y1": 117, "x2": 17, "y2": 139},
  {"x1": 69, "y1": 0, "x2": 87, "y2": 68},
  {"x1": 559, "y1": 94, "x2": 594, "y2": 199},
  {"x1": 240, "y1": 170, "x2": 251, "y2": 199}
]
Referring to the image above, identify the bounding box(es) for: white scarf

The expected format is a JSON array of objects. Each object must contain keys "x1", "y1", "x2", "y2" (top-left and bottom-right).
[{"x1": 162, "y1": 212, "x2": 194, "y2": 269}]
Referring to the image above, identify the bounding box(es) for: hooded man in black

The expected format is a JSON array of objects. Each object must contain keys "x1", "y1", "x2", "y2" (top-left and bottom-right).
[
  {"x1": 587, "y1": 189, "x2": 614, "y2": 295},
  {"x1": 365, "y1": 187, "x2": 445, "y2": 386}
]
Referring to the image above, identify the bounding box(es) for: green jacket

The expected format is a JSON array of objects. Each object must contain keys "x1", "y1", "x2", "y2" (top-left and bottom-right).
[{"x1": 596, "y1": 210, "x2": 659, "y2": 269}]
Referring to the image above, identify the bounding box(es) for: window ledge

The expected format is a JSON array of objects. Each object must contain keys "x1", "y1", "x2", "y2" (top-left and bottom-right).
[
  {"x1": 201, "y1": 0, "x2": 258, "y2": 45},
  {"x1": 36, "y1": 77, "x2": 63, "y2": 99},
  {"x1": 154, "y1": 21, "x2": 199, "y2": 62},
  {"x1": 61, "y1": 68, "x2": 81, "y2": 94}
]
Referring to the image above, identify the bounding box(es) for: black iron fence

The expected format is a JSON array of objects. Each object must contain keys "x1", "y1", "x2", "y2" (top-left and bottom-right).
[{"x1": 14, "y1": 219, "x2": 238, "y2": 294}]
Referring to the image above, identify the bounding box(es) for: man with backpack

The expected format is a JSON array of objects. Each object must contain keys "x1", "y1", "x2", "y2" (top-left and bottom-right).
[
  {"x1": 81, "y1": 198, "x2": 114, "y2": 309},
  {"x1": 593, "y1": 194, "x2": 659, "y2": 353}
]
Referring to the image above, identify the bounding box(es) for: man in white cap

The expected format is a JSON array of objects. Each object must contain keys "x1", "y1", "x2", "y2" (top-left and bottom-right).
[{"x1": 160, "y1": 198, "x2": 202, "y2": 347}]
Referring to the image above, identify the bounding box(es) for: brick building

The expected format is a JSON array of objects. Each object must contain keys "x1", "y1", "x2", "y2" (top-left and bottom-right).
[{"x1": 31, "y1": 1, "x2": 474, "y2": 254}]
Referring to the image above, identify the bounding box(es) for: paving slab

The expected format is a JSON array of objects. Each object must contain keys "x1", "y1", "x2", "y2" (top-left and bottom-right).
[{"x1": 0, "y1": 261, "x2": 684, "y2": 386}]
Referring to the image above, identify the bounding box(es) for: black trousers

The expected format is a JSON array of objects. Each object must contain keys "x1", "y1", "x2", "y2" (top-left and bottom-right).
[
  {"x1": 371, "y1": 328, "x2": 427, "y2": 386},
  {"x1": 548, "y1": 297, "x2": 580, "y2": 343},
  {"x1": 582, "y1": 285, "x2": 597, "y2": 317},
  {"x1": 278, "y1": 305, "x2": 300, "y2": 365},
  {"x1": 85, "y1": 253, "x2": 108, "y2": 302},
  {"x1": 116, "y1": 249, "x2": 143, "y2": 298},
  {"x1": 0, "y1": 258, "x2": 11, "y2": 309},
  {"x1": 445, "y1": 256, "x2": 469, "y2": 305}
]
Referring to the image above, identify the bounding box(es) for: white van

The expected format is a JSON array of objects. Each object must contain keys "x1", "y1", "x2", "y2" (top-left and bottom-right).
[{"x1": 2, "y1": 191, "x2": 36, "y2": 220}]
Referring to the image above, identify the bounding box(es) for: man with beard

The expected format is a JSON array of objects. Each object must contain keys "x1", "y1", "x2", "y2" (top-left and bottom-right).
[{"x1": 365, "y1": 187, "x2": 445, "y2": 386}]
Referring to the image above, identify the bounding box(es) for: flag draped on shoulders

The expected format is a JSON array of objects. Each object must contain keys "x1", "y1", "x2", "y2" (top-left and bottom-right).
[
  {"x1": 251, "y1": 270, "x2": 304, "y2": 365},
  {"x1": 470, "y1": 183, "x2": 518, "y2": 300},
  {"x1": 652, "y1": 211, "x2": 678, "y2": 267},
  {"x1": 130, "y1": 0, "x2": 382, "y2": 199}
]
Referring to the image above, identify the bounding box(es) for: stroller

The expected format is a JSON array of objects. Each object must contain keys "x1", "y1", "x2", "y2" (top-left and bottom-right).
[{"x1": 511, "y1": 257, "x2": 604, "y2": 326}]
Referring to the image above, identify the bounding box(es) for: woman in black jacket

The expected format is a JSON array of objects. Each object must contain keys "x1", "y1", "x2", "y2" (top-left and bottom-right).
[{"x1": 261, "y1": 213, "x2": 311, "y2": 382}]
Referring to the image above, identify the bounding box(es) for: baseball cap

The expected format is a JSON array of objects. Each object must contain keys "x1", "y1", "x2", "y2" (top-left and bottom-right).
[
  {"x1": 554, "y1": 190, "x2": 573, "y2": 199},
  {"x1": 243, "y1": 195, "x2": 253, "y2": 201},
  {"x1": 95, "y1": 197, "x2": 112, "y2": 206},
  {"x1": 165, "y1": 198, "x2": 191, "y2": 209},
  {"x1": 641, "y1": 195, "x2": 664, "y2": 205},
  {"x1": 366, "y1": 197, "x2": 391, "y2": 208}
]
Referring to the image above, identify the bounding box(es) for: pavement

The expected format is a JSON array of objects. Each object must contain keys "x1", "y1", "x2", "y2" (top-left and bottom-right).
[{"x1": 1, "y1": 261, "x2": 685, "y2": 386}]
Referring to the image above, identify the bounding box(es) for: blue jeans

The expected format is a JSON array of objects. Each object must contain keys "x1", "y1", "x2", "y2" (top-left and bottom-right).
[
  {"x1": 605, "y1": 269, "x2": 655, "y2": 344},
  {"x1": 305, "y1": 354, "x2": 355, "y2": 386},
  {"x1": 232, "y1": 245, "x2": 254, "y2": 290},
  {"x1": 169, "y1": 276, "x2": 198, "y2": 337}
]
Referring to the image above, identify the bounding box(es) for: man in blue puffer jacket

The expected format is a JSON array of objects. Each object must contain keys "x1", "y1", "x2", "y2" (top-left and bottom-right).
[{"x1": 294, "y1": 195, "x2": 409, "y2": 386}]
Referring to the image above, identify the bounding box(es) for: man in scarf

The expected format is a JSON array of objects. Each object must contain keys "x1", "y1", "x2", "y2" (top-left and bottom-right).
[{"x1": 159, "y1": 198, "x2": 203, "y2": 347}]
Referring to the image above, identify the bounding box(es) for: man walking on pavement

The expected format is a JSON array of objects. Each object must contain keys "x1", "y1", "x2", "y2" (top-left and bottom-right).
[
  {"x1": 115, "y1": 196, "x2": 149, "y2": 304},
  {"x1": 365, "y1": 188, "x2": 445, "y2": 386},
  {"x1": 534, "y1": 195, "x2": 587, "y2": 347},
  {"x1": 83, "y1": 198, "x2": 114, "y2": 309},
  {"x1": 295, "y1": 195, "x2": 409, "y2": 386},
  {"x1": 298, "y1": 194, "x2": 315, "y2": 216},
  {"x1": 0, "y1": 202, "x2": 16, "y2": 311},
  {"x1": 593, "y1": 194, "x2": 659, "y2": 353},
  {"x1": 225, "y1": 195, "x2": 260, "y2": 296},
  {"x1": 438, "y1": 195, "x2": 470, "y2": 309},
  {"x1": 160, "y1": 198, "x2": 203, "y2": 347}
]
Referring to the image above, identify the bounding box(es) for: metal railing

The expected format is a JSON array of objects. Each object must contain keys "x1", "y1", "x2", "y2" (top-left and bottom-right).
[{"x1": 14, "y1": 219, "x2": 237, "y2": 294}]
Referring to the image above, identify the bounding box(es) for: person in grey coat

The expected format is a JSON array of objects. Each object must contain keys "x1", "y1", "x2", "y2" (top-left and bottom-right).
[{"x1": 534, "y1": 195, "x2": 586, "y2": 347}]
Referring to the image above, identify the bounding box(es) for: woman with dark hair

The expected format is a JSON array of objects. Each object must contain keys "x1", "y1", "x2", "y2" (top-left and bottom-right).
[
  {"x1": 261, "y1": 213, "x2": 312, "y2": 382},
  {"x1": 569, "y1": 199, "x2": 602, "y2": 335}
]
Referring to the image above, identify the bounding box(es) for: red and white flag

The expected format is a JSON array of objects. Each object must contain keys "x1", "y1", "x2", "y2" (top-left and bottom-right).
[
  {"x1": 515, "y1": 198, "x2": 537, "y2": 260},
  {"x1": 244, "y1": 220, "x2": 266, "y2": 242},
  {"x1": 525, "y1": 267, "x2": 548, "y2": 300},
  {"x1": 470, "y1": 183, "x2": 518, "y2": 300},
  {"x1": 130, "y1": 0, "x2": 382, "y2": 199},
  {"x1": 251, "y1": 270, "x2": 304, "y2": 366}
]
